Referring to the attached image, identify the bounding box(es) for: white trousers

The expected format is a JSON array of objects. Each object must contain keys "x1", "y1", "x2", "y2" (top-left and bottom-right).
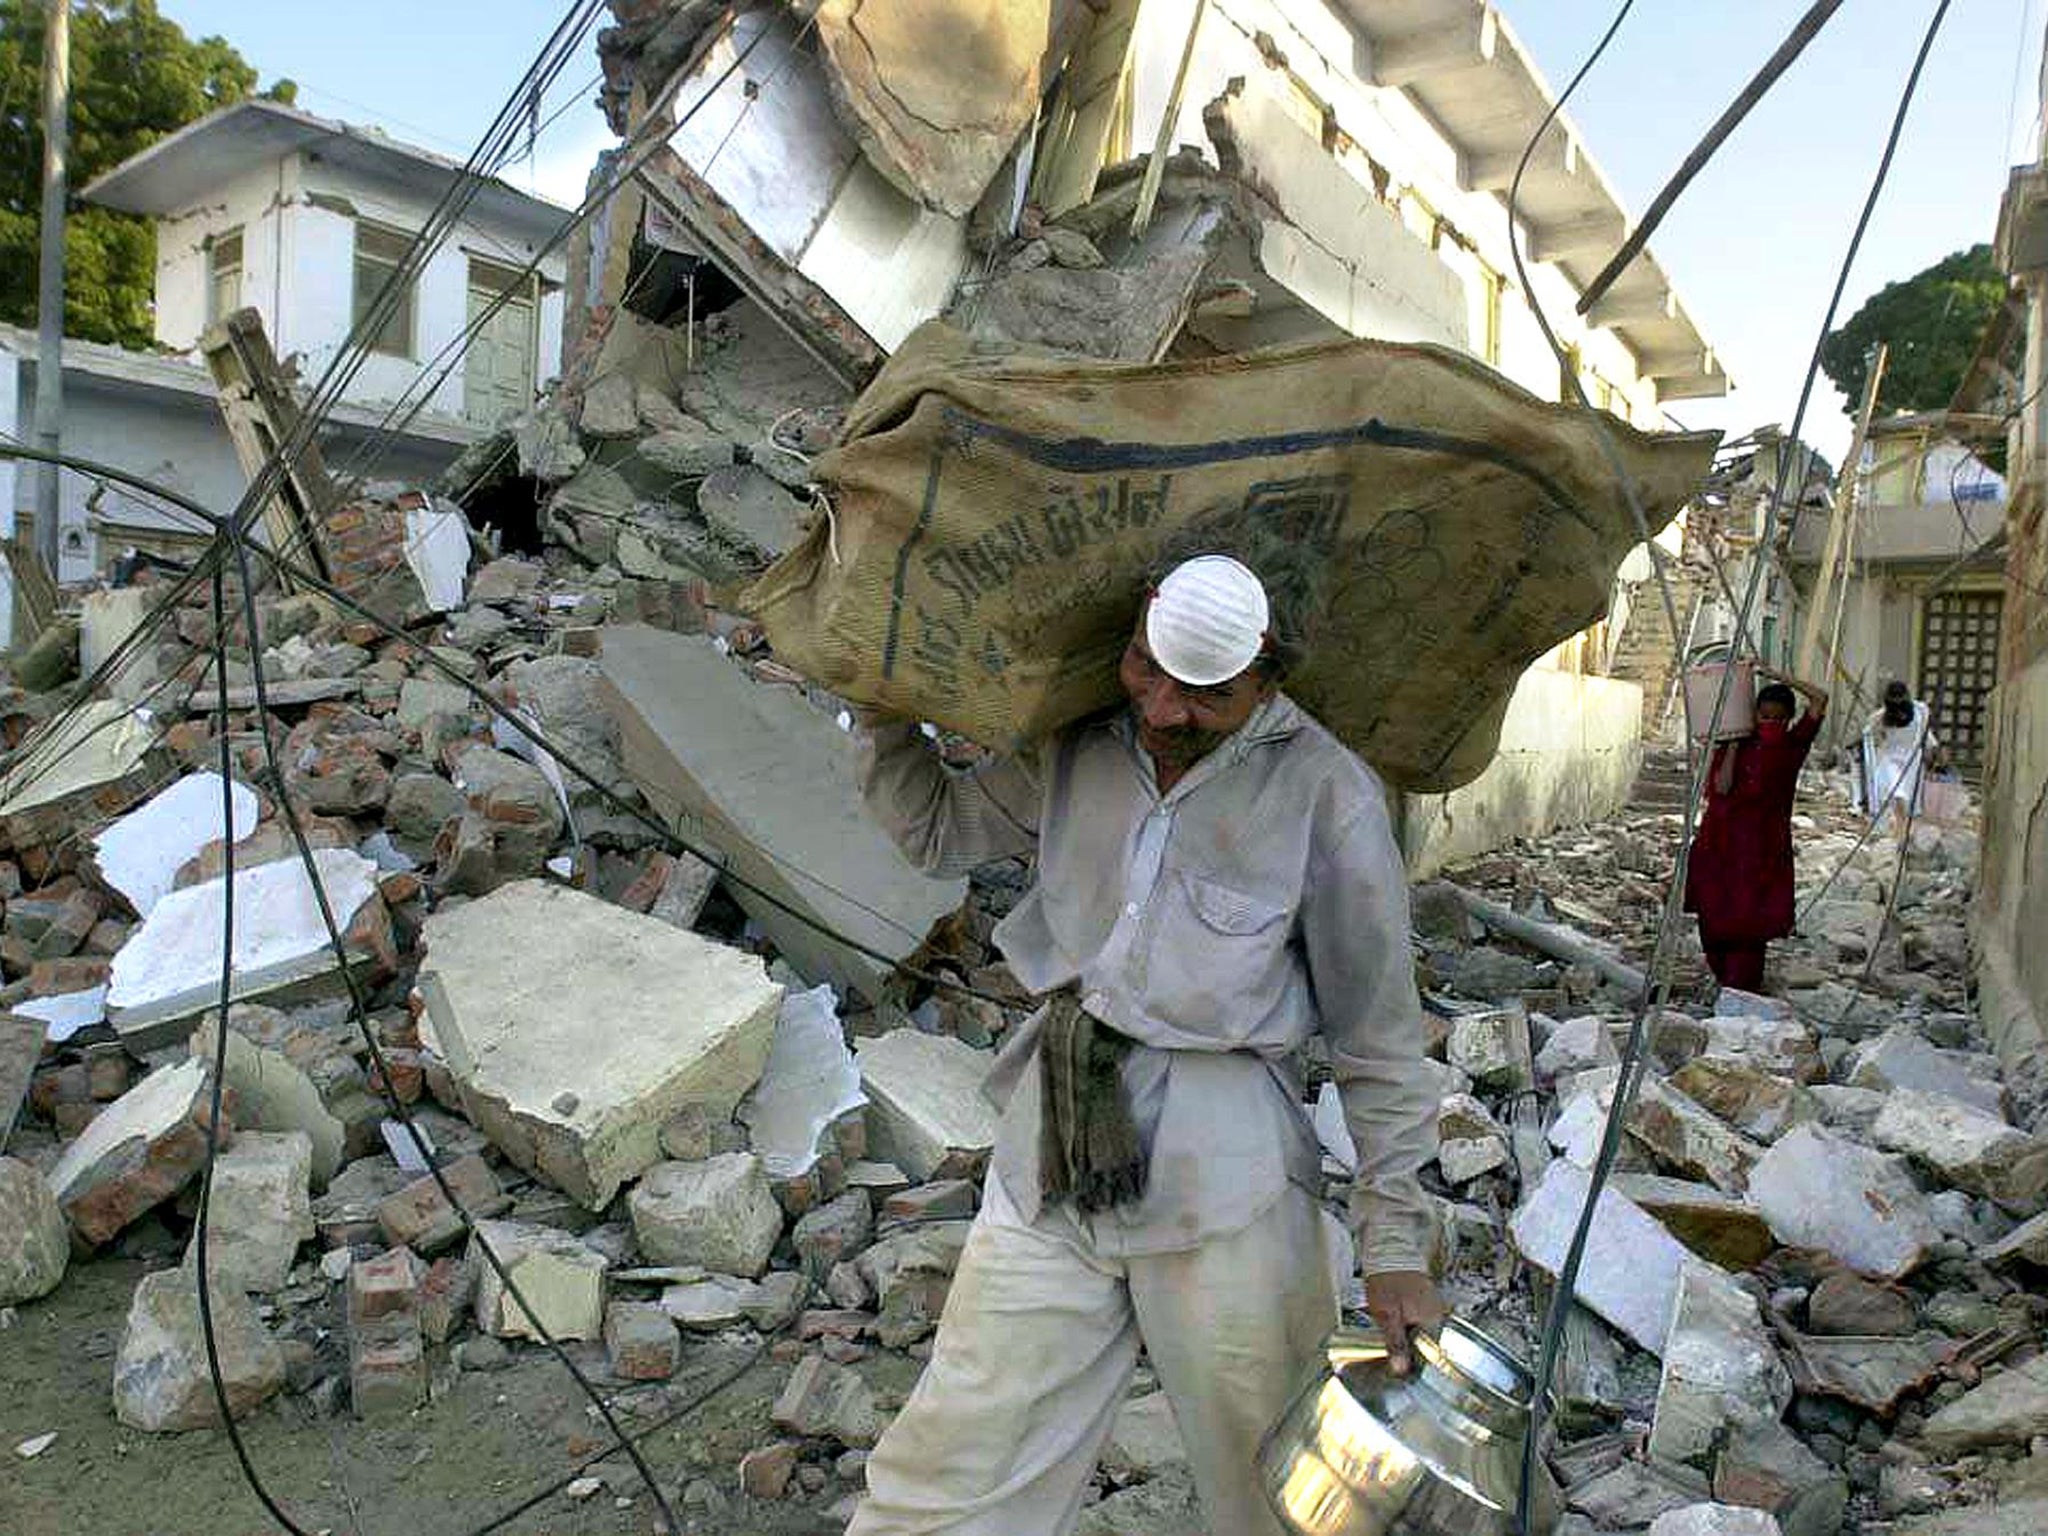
[{"x1": 845, "y1": 1181, "x2": 1337, "y2": 1536}]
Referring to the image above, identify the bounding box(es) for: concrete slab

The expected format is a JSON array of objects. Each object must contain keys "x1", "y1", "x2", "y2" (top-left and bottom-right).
[
  {"x1": 105, "y1": 849, "x2": 383, "y2": 1048},
  {"x1": 93, "y1": 773, "x2": 260, "y2": 920},
  {"x1": 0, "y1": 700, "x2": 160, "y2": 849},
  {"x1": 855, "y1": 1029, "x2": 999, "y2": 1182},
  {"x1": 596, "y1": 625, "x2": 966, "y2": 1001},
  {"x1": 1511, "y1": 1157, "x2": 1695, "y2": 1354},
  {"x1": 1748, "y1": 1125, "x2": 1941, "y2": 1280},
  {"x1": 416, "y1": 880, "x2": 782, "y2": 1209}
]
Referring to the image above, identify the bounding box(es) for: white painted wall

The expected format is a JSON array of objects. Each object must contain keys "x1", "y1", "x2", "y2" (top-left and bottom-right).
[
  {"x1": 149, "y1": 153, "x2": 568, "y2": 430},
  {"x1": 1129, "y1": 0, "x2": 1662, "y2": 418}
]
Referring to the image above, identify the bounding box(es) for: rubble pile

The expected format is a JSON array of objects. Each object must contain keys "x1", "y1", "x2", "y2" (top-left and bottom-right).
[{"x1": 1406, "y1": 773, "x2": 2045, "y2": 1536}]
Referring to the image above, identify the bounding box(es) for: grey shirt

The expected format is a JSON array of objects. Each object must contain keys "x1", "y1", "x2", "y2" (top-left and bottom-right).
[{"x1": 858, "y1": 695, "x2": 1438, "y2": 1272}]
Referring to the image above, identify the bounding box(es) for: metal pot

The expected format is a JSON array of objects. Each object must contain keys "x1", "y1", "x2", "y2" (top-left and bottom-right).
[{"x1": 1257, "y1": 1318, "x2": 1561, "y2": 1536}]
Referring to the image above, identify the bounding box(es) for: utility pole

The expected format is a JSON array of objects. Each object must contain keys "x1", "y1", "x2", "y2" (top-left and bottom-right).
[
  {"x1": 1796, "y1": 342, "x2": 1887, "y2": 680},
  {"x1": 32, "y1": 0, "x2": 70, "y2": 581}
]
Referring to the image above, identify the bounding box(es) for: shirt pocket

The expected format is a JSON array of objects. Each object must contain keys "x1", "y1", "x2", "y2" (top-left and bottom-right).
[{"x1": 1143, "y1": 870, "x2": 1296, "y2": 1041}]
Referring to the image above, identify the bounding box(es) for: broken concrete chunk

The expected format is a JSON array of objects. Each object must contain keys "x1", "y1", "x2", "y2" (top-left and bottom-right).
[
  {"x1": 1703, "y1": 1017, "x2": 1825, "y2": 1084},
  {"x1": 696, "y1": 464, "x2": 809, "y2": 564},
  {"x1": 1870, "y1": 1089, "x2": 2048, "y2": 1215},
  {"x1": 91, "y1": 773, "x2": 259, "y2": 920},
  {"x1": 1103, "y1": 1391, "x2": 1188, "y2": 1480},
  {"x1": 1982, "y1": 1208, "x2": 2048, "y2": 1269},
  {"x1": 417, "y1": 881, "x2": 782, "y2": 1209},
  {"x1": 190, "y1": 1017, "x2": 346, "y2": 1190},
  {"x1": 1445, "y1": 1006, "x2": 1535, "y2": 1094},
  {"x1": 1647, "y1": 1262, "x2": 1793, "y2": 1474},
  {"x1": 183, "y1": 1130, "x2": 314, "y2": 1294},
  {"x1": 1511, "y1": 1158, "x2": 1693, "y2": 1354},
  {"x1": 857, "y1": 1220, "x2": 971, "y2": 1349},
  {"x1": 1610, "y1": 1175, "x2": 1776, "y2": 1271},
  {"x1": 1436, "y1": 1093, "x2": 1510, "y2": 1184},
  {"x1": 855, "y1": 1029, "x2": 998, "y2": 1182},
  {"x1": 396, "y1": 677, "x2": 474, "y2": 726},
  {"x1": 1, "y1": 1013, "x2": 42, "y2": 1147},
  {"x1": 738, "y1": 983, "x2": 866, "y2": 1181},
  {"x1": 1921, "y1": 1353, "x2": 2048, "y2": 1455},
  {"x1": 628, "y1": 1154, "x2": 785, "y2": 1278},
  {"x1": 1846, "y1": 1026, "x2": 2006, "y2": 1117},
  {"x1": 1567, "y1": 1460, "x2": 1712, "y2": 1529},
  {"x1": 1773, "y1": 1327, "x2": 1957, "y2": 1413},
  {"x1": 1712, "y1": 1419, "x2": 1847, "y2": 1536},
  {"x1": 1628, "y1": 1076, "x2": 1768, "y2": 1194},
  {"x1": 1669, "y1": 1057, "x2": 1821, "y2": 1143},
  {"x1": 772, "y1": 1354, "x2": 882, "y2": 1447},
  {"x1": 469, "y1": 1219, "x2": 608, "y2": 1341},
  {"x1": 1747, "y1": 1125, "x2": 1941, "y2": 1279},
  {"x1": 113, "y1": 1268, "x2": 285, "y2": 1432},
  {"x1": 1808, "y1": 1084, "x2": 1887, "y2": 1134},
  {"x1": 47, "y1": 1057, "x2": 224, "y2": 1245},
  {"x1": 1535, "y1": 1015, "x2": 1621, "y2": 1082},
  {"x1": 0, "y1": 700, "x2": 159, "y2": 849},
  {"x1": 0, "y1": 1156, "x2": 68, "y2": 1305},
  {"x1": 793, "y1": 1189, "x2": 874, "y2": 1274},
  {"x1": 597, "y1": 626, "x2": 967, "y2": 1001},
  {"x1": 660, "y1": 1273, "x2": 759, "y2": 1331},
  {"x1": 605, "y1": 1300, "x2": 681, "y2": 1380},
  {"x1": 106, "y1": 849, "x2": 384, "y2": 1046}
]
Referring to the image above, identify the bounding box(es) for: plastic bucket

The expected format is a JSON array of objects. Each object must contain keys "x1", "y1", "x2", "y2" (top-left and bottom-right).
[{"x1": 1683, "y1": 658, "x2": 1756, "y2": 742}]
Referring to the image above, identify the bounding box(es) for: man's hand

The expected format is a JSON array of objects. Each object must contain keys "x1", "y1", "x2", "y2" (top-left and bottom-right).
[{"x1": 1365, "y1": 1270, "x2": 1448, "y2": 1376}]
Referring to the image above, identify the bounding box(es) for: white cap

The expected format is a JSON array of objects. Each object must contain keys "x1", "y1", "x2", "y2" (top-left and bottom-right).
[{"x1": 1145, "y1": 555, "x2": 1271, "y2": 687}]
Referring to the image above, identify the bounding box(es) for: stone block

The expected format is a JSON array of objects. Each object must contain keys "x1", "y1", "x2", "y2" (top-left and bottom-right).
[
  {"x1": 1669, "y1": 1057, "x2": 1821, "y2": 1143},
  {"x1": 47, "y1": 1057, "x2": 225, "y2": 1245},
  {"x1": 1846, "y1": 1027, "x2": 2006, "y2": 1117},
  {"x1": 1922, "y1": 1353, "x2": 2048, "y2": 1455},
  {"x1": 106, "y1": 849, "x2": 386, "y2": 1047},
  {"x1": 1437, "y1": 1093, "x2": 1510, "y2": 1184},
  {"x1": 418, "y1": 881, "x2": 782, "y2": 1209},
  {"x1": 469, "y1": 1218, "x2": 608, "y2": 1341},
  {"x1": 630, "y1": 1154, "x2": 785, "y2": 1277},
  {"x1": 1446, "y1": 1005, "x2": 1535, "y2": 1094},
  {"x1": 1648, "y1": 1262, "x2": 1793, "y2": 1474},
  {"x1": 793, "y1": 1190, "x2": 874, "y2": 1273},
  {"x1": 113, "y1": 1268, "x2": 285, "y2": 1431},
  {"x1": 1627, "y1": 1076, "x2": 1768, "y2": 1194},
  {"x1": 1609, "y1": 1175, "x2": 1776, "y2": 1270},
  {"x1": 183, "y1": 1130, "x2": 314, "y2": 1294},
  {"x1": 597, "y1": 626, "x2": 967, "y2": 1001},
  {"x1": 374, "y1": 1154, "x2": 510, "y2": 1254},
  {"x1": 1703, "y1": 1017, "x2": 1824, "y2": 1084},
  {"x1": 772, "y1": 1354, "x2": 883, "y2": 1446},
  {"x1": 855, "y1": 1030, "x2": 998, "y2": 1182},
  {"x1": 1535, "y1": 1015, "x2": 1621, "y2": 1082},
  {"x1": 1870, "y1": 1090, "x2": 2048, "y2": 1215},
  {"x1": 856, "y1": 1221, "x2": 971, "y2": 1349},
  {"x1": 1511, "y1": 1158, "x2": 1693, "y2": 1353},
  {"x1": 1712, "y1": 1420, "x2": 1847, "y2": 1536},
  {"x1": 190, "y1": 1017, "x2": 347, "y2": 1190},
  {"x1": 1747, "y1": 1125, "x2": 1940, "y2": 1279},
  {"x1": 0, "y1": 1155, "x2": 68, "y2": 1304},
  {"x1": 605, "y1": 1300, "x2": 681, "y2": 1380},
  {"x1": 1806, "y1": 1272, "x2": 1916, "y2": 1337}
]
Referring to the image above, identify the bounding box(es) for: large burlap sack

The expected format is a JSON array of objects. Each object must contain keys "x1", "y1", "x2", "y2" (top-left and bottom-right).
[{"x1": 746, "y1": 322, "x2": 1717, "y2": 792}]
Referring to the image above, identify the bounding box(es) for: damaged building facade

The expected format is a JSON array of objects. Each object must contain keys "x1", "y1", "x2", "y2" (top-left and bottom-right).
[{"x1": 566, "y1": 0, "x2": 1730, "y2": 872}]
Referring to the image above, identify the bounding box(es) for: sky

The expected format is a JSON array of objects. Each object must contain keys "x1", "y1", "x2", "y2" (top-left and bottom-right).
[{"x1": 156, "y1": 0, "x2": 2043, "y2": 461}]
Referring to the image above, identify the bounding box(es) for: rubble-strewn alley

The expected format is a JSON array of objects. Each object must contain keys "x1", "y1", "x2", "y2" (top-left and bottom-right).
[{"x1": 2, "y1": 492, "x2": 2043, "y2": 1536}]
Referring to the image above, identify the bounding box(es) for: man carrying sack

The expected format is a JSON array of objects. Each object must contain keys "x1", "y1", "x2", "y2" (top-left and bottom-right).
[{"x1": 845, "y1": 548, "x2": 1444, "y2": 1536}]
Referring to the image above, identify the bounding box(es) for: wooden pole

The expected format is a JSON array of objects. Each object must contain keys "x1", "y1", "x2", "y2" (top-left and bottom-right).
[
  {"x1": 1130, "y1": 0, "x2": 1207, "y2": 239},
  {"x1": 1796, "y1": 343, "x2": 1887, "y2": 679}
]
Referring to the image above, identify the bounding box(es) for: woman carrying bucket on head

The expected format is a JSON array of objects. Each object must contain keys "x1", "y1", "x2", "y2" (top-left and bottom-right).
[{"x1": 1682, "y1": 665, "x2": 1829, "y2": 993}]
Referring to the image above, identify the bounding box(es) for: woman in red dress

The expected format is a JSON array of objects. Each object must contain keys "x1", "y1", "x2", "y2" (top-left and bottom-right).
[{"x1": 1683, "y1": 668, "x2": 1830, "y2": 992}]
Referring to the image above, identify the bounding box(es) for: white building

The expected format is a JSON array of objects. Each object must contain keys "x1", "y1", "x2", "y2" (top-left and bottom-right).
[{"x1": 1, "y1": 99, "x2": 569, "y2": 605}]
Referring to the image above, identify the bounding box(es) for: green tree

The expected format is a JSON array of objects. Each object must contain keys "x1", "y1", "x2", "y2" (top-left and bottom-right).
[
  {"x1": 0, "y1": 1, "x2": 295, "y2": 347},
  {"x1": 1820, "y1": 245, "x2": 2009, "y2": 415}
]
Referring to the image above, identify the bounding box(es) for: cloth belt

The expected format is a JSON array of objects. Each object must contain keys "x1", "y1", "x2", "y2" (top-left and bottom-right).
[{"x1": 1036, "y1": 987, "x2": 1148, "y2": 1213}]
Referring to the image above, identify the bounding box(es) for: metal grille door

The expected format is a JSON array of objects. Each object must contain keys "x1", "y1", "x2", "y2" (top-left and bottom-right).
[{"x1": 1918, "y1": 591, "x2": 2003, "y2": 774}]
